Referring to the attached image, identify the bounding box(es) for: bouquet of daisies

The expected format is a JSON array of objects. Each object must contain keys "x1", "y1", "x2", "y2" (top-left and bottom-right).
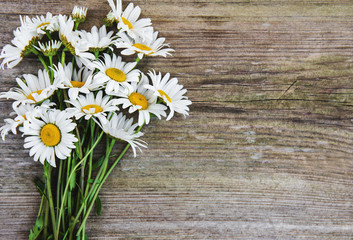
[{"x1": 0, "y1": 0, "x2": 191, "y2": 239}]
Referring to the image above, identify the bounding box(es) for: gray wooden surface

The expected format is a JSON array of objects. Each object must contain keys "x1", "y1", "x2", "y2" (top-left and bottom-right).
[{"x1": 1, "y1": 0, "x2": 353, "y2": 239}]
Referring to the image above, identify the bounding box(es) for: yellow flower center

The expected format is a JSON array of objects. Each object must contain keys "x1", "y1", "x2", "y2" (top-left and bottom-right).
[
  {"x1": 82, "y1": 104, "x2": 103, "y2": 114},
  {"x1": 105, "y1": 68, "x2": 126, "y2": 82},
  {"x1": 121, "y1": 17, "x2": 133, "y2": 29},
  {"x1": 128, "y1": 92, "x2": 148, "y2": 110},
  {"x1": 158, "y1": 90, "x2": 172, "y2": 103},
  {"x1": 37, "y1": 22, "x2": 50, "y2": 29},
  {"x1": 70, "y1": 81, "x2": 85, "y2": 88},
  {"x1": 40, "y1": 123, "x2": 61, "y2": 147},
  {"x1": 133, "y1": 43, "x2": 152, "y2": 52},
  {"x1": 27, "y1": 90, "x2": 43, "y2": 102}
]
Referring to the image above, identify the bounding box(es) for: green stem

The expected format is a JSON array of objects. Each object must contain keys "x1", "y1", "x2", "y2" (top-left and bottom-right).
[
  {"x1": 63, "y1": 90, "x2": 83, "y2": 159},
  {"x1": 31, "y1": 48, "x2": 50, "y2": 73},
  {"x1": 56, "y1": 160, "x2": 63, "y2": 218},
  {"x1": 74, "y1": 21, "x2": 80, "y2": 30},
  {"x1": 45, "y1": 164, "x2": 58, "y2": 240},
  {"x1": 71, "y1": 56, "x2": 76, "y2": 68},
  {"x1": 61, "y1": 49, "x2": 66, "y2": 66},
  {"x1": 82, "y1": 119, "x2": 96, "y2": 227},
  {"x1": 61, "y1": 156, "x2": 66, "y2": 233},
  {"x1": 68, "y1": 157, "x2": 76, "y2": 215},
  {"x1": 43, "y1": 199, "x2": 49, "y2": 240},
  {"x1": 80, "y1": 163, "x2": 85, "y2": 209},
  {"x1": 76, "y1": 124, "x2": 144, "y2": 236},
  {"x1": 70, "y1": 138, "x2": 115, "y2": 235},
  {"x1": 45, "y1": 31, "x2": 52, "y2": 40},
  {"x1": 39, "y1": 55, "x2": 49, "y2": 72},
  {"x1": 77, "y1": 141, "x2": 129, "y2": 236},
  {"x1": 94, "y1": 50, "x2": 99, "y2": 59},
  {"x1": 84, "y1": 119, "x2": 96, "y2": 198},
  {"x1": 49, "y1": 55, "x2": 54, "y2": 82},
  {"x1": 55, "y1": 131, "x2": 104, "y2": 240},
  {"x1": 37, "y1": 194, "x2": 45, "y2": 219},
  {"x1": 80, "y1": 119, "x2": 92, "y2": 205}
]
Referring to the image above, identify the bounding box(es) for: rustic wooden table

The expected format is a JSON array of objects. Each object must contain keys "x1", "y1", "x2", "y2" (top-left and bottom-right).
[{"x1": 1, "y1": 0, "x2": 353, "y2": 239}]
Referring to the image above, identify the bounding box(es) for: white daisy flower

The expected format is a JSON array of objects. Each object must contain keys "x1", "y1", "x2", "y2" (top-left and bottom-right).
[
  {"x1": 72, "y1": 6, "x2": 88, "y2": 23},
  {"x1": 78, "y1": 25, "x2": 115, "y2": 52},
  {"x1": 71, "y1": 67, "x2": 101, "y2": 99},
  {"x1": 37, "y1": 40, "x2": 62, "y2": 56},
  {"x1": 0, "y1": 69, "x2": 57, "y2": 105},
  {"x1": 58, "y1": 15, "x2": 95, "y2": 61},
  {"x1": 21, "y1": 13, "x2": 59, "y2": 35},
  {"x1": 114, "y1": 74, "x2": 167, "y2": 126},
  {"x1": 66, "y1": 91, "x2": 119, "y2": 124},
  {"x1": 144, "y1": 70, "x2": 192, "y2": 120},
  {"x1": 53, "y1": 62, "x2": 99, "y2": 99},
  {"x1": 92, "y1": 53, "x2": 140, "y2": 94},
  {"x1": 106, "y1": 0, "x2": 152, "y2": 40},
  {"x1": 0, "y1": 100, "x2": 54, "y2": 140},
  {"x1": 101, "y1": 112, "x2": 147, "y2": 157},
  {"x1": 22, "y1": 109, "x2": 78, "y2": 167},
  {"x1": 105, "y1": 0, "x2": 123, "y2": 26},
  {"x1": 118, "y1": 3, "x2": 153, "y2": 40},
  {"x1": 115, "y1": 31, "x2": 174, "y2": 59},
  {"x1": 0, "y1": 26, "x2": 38, "y2": 69}
]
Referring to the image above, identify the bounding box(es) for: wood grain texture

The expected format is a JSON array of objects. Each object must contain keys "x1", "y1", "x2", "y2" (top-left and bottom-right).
[{"x1": 1, "y1": 0, "x2": 353, "y2": 239}]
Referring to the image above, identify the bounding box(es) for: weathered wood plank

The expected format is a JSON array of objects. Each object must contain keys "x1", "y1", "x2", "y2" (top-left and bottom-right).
[{"x1": 1, "y1": 0, "x2": 353, "y2": 239}]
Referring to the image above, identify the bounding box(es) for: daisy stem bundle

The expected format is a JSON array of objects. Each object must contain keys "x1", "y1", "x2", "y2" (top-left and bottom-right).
[{"x1": 56, "y1": 130, "x2": 104, "y2": 238}]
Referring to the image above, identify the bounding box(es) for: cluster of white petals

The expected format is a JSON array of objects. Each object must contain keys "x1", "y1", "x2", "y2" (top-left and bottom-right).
[{"x1": 0, "y1": 0, "x2": 191, "y2": 168}]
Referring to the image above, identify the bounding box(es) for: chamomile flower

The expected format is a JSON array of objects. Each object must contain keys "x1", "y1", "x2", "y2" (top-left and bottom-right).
[
  {"x1": 0, "y1": 100, "x2": 54, "y2": 140},
  {"x1": 115, "y1": 31, "x2": 174, "y2": 59},
  {"x1": 92, "y1": 53, "x2": 140, "y2": 94},
  {"x1": 79, "y1": 25, "x2": 115, "y2": 52},
  {"x1": 58, "y1": 15, "x2": 94, "y2": 61},
  {"x1": 106, "y1": 0, "x2": 152, "y2": 39},
  {"x1": 117, "y1": 3, "x2": 153, "y2": 40},
  {"x1": 66, "y1": 91, "x2": 119, "y2": 124},
  {"x1": 37, "y1": 40, "x2": 62, "y2": 56},
  {"x1": 101, "y1": 112, "x2": 147, "y2": 157},
  {"x1": 21, "y1": 13, "x2": 59, "y2": 35},
  {"x1": 72, "y1": 6, "x2": 88, "y2": 23},
  {"x1": 105, "y1": 0, "x2": 123, "y2": 26},
  {"x1": 53, "y1": 62, "x2": 99, "y2": 99},
  {"x1": 70, "y1": 67, "x2": 101, "y2": 99},
  {"x1": 0, "y1": 26, "x2": 38, "y2": 69},
  {"x1": 0, "y1": 69, "x2": 57, "y2": 105},
  {"x1": 144, "y1": 70, "x2": 192, "y2": 120},
  {"x1": 114, "y1": 75, "x2": 167, "y2": 126},
  {"x1": 22, "y1": 109, "x2": 78, "y2": 167}
]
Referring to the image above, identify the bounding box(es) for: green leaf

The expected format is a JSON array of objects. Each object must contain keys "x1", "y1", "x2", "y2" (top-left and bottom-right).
[
  {"x1": 95, "y1": 195, "x2": 102, "y2": 215},
  {"x1": 88, "y1": 179, "x2": 101, "y2": 185},
  {"x1": 70, "y1": 170, "x2": 76, "y2": 190},
  {"x1": 92, "y1": 155, "x2": 105, "y2": 170},
  {"x1": 33, "y1": 177, "x2": 47, "y2": 199},
  {"x1": 28, "y1": 215, "x2": 44, "y2": 240}
]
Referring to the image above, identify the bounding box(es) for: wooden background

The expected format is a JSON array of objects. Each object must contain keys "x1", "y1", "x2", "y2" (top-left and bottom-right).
[{"x1": 1, "y1": 0, "x2": 353, "y2": 239}]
